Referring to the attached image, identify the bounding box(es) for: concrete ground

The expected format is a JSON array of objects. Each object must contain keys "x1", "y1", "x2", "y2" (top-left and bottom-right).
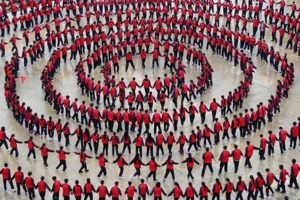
[{"x1": 0, "y1": 0, "x2": 300, "y2": 199}]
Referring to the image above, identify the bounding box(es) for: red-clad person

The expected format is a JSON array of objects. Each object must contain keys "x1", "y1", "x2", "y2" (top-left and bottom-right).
[
  {"x1": 24, "y1": 172, "x2": 36, "y2": 199},
  {"x1": 84, "y1": 178, "x2": 96, "y2": 200},
  {"x1": 150, "y1": 182, "x2": 167, "y2": 199},
  {"x1": 39, "y1": 143, "x2": 54, "y2": 168},
  {"x1": 56, "y1": 146, "x2": 70, "y2": 171},
  {"x1": 184, "y1": 182, "x2": 198, "y2": 199},
  {"x1": 51, "y1": 176, "x2": 61, "y2": 200},
  {"x1": 218, "y1": 146, "x2": 230, "y2": 175},
  {"x1": 75, "y1": 150, "x2": 93, "y2": 173},
  {"x1": 36, "y1": 176, "x2": 51, "y2": 200},
  {"x1": 24, "y1": 136, "x2": 38, "y2": 160},
  {"x1": 97, "y1": 180, "x2": 110, "y2": 200},
  {"x1": 61, "y1": 179, "x2": 72, "y2": 200},
  {"x1": 168, "y1": 182, "x2": 183, "y2": 200},
  {"x1": 138, "y1": 179, "x2": 149, "y2": 200},
  {"x1": 9, "y1": 134, "x2": 22, "y2": 157},
  {"x1": 0, "y1": 163, "x2": 15, "y2": 191},
  {"x1": 113, "y1": 153, "x2": 128, "y2": 178},
  {"x1": 129, "y1": 153, "x2": 145, "y2": 178},
  {"x1": 146, "y1": 157, "x2": 160, "y2": 181},
  {"x1": 111, "y1": 181, "x2": 122, "y2": 200},
  {"x1": 182, "y1": 153, "x2": 200, "y2": 180},
  {"x1": 11, "y1": 166, "x2": 26, "y2": 195},
  {"x1": 177, "y1": 131, "x2": 188, "y2": 155},
  {"x1": 125, "y1": 181, "x2": 137, "y2": 200},
  {"x1": 288, "y1": 159, "x2": 299, "y2": 189}
]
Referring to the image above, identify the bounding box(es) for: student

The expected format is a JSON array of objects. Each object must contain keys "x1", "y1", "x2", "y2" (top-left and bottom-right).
[
  {"x1": 184, "y1": 182, "x2": 198, "y2": 200},
  {"x1": 111, "y1": 181, "x2": 122, "y2": 200},
  {"x1": 125, "y1": 181, "x2": 137, "y2": 200},
  {"x1": 201, "y1": 148, "x2": 214, "y2": 177},
  {"x1": 168, "y1": 182, "x2": 183, "y2": 200},
  {"x1": 113, "y1": 153, "x2": 128, "y2": 178},
  {"x1": 11, "y1": 166, "x2": 26, "y2": 195},
  {"x1": 182, "y1": 153, "x2": 200, "y2": 180},
  {"x1": 0, "y1": 163, "x2": 15, "y2": 191},
  {"x1": 150, "y1": 182, "x2": 166, "y2": 200},
  {"x1": 97, "y1": 180, "x2": 110, "y2": 200},
  {"x1": 84, "y1": 178, "x2": 96, "y2": 200},
  {"x1": 36, "y1": 176, "x2": 51, "y2": 200},
  {"x1": 146, "y1": 157, "x2": 160, "y2": 181},
  {"x1": 24, "y1": 172, "x2": 36, "y2": 200},
  {"x1": 162, "y1": 155, "x2": 178, "y2": 182}
]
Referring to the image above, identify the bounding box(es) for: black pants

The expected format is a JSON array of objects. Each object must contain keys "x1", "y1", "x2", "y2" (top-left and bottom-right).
[
  {"x1": 3, "y1": 179, "x2": 14, "y2": 190},
  {"x1": 201, "y1": 163, "x2": 213, "y2": 176},
  {"x1": 164, "y1": 169, "x2": 175, "y2": 180},
  {"x1": 218, "y1": 162, "x2": 228, "y2": 174},
  {"x1": 102, "y1": 144, "x2": 108, "y2": 156},
  {"x1": 56, "y1": 160, "x2": 67, "y2": 171},
  {"x1": 79, "y1": 161, "x2": 88, "y2": 172},
  {"x1": 98, "y1": 166, "x2": 107, "y2": 177},
  {"x1": 27, "y1": 149, "x2": 36, "y2": 159},
  {"x1": 289, "y1": 176, "x2": 299, "y2": 188},
  {"x1": 147, "y1": 171, "x2": 157, "y2": 180},
  {"x1": 233, "y1": 160, "x2": 240, "y2": 173},
  {"x1": 119, "y1": 167, "x2": 124, "y2": 177}
]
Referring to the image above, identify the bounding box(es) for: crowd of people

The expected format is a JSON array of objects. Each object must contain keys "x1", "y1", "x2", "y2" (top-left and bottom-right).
[{"x1": 0, "y1": 0, "x2": 300, "y2": 199}]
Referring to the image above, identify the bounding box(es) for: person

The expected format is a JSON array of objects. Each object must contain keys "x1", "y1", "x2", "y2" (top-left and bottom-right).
[
  {"x1": 162, "y1": 155, "x2": 178, "y2": 182},
  {"x1": 255, "y1": 172, "x2": 265, "y2": 198},
  {"x1": 113, "y1": 153, "x2": 128, "y2": 178},
  {"x1": 111, "y1": 181, "x2": 122, "y2": 200},
  {"x1": 24, "y1": 172, "x2": 35, "y2": 200},
  {"x1": 52, "y1": 176, "x2": 61, "y2": 200},
  {"x1": 244, "y1": 141, "x2": 258, "y2": 168},
  {"x1": 201, "y1": 148, "x2": 214, "y2": 177},
  {"x1": 276, "y1": 165, "x2": 288, "y2": 193},
  {"x1": 9, "y1": 134, "x2": 22, "y2": 157},
  {"x1": 73, "y1": 180, "x2": 83, "y2": 200},
  {"x1": 199, "y1": 182, "x2": 210, "y2": 200},
  {"x1": 146, "y1": 157, "x2": 160, "y2": 181},
  {"x1": 129, "y1": 153, "x2": 144, "y2": 178},
  {"x1": 11, "y1": 166, "x2": 26, "y2": 195},
  {"x1": 288, "y1": 159, "x2": 299, "y2": 189},
  {"x1": 222, "y1": 178, "x2": 234, "y2": 200},
  {"x1": 56, "y1": 146, "x2": 70, "y2": 171},
  {"x1": 97, "y1": 180, "x2": 110, "y2": 200},
  {"x1": 218, "y1": 146, "x2": 230, "y2": 175},
  {"x1": 265, "y1": 168, "x2": 279, "y2": 197},
  {"x1": 24, "y1": 136, "x2": 38, "y2": 160},
  {"x1": 230, "y1": 144, "x2": 243, "y2": 173},
  {"x1": 40, "y1": 143, "x2": 54, "y2": 168},
  {"x1": 138, "y1": 179, "x2": 149, "y2": 200},
  {"x1": 0, "y1": 163, "x2": 15, "y2": 191},
  {"x1": 96, "y1": 153, "x2": 108, "y2": 177},
  {"x1": 36, "y1": 176, "x2": 51, "y2": 200},
  {"x1": 182, "y1": 153, "x2": 200, "y2": 180},
  {"x1": 84, "y1": 178, "x2": 96, "y2": 200},
  {"x1": 150, "y1": 182, "x2": 166, "y2": 200},
  {"x1": 211, "y1": 178, "x2": 222, "y2": 200},
  {"x1": 125, "y1": 181, "x2": 137, "y2": 200},
  {"x1": 75, "y1": 150, "x2": 92, "y2": 173},
  {"x1": 168, "y1": 182, "x2": 183, "y2": 200}
]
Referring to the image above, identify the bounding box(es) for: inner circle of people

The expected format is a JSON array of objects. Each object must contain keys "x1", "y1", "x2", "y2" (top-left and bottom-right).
[{"x1": 0, "y1": 0, "x2": 300, "y2": 199}]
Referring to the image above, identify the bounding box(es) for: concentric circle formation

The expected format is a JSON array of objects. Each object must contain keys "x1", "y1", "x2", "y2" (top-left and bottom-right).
[{"x1": 1, "y1": 0, "x2": 300, "y2": 199}]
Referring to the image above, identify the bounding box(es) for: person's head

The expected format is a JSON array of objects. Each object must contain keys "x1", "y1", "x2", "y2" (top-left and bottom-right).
[
  {"x1": 292, "y1": 159, "x2": 296, "y2": 164},
  {"x1": 64, "y1": 179, "x2": 68, "y2": 183},
  {"x1": 52, "y1": 176, "x2": 56, "y2": 181}
]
